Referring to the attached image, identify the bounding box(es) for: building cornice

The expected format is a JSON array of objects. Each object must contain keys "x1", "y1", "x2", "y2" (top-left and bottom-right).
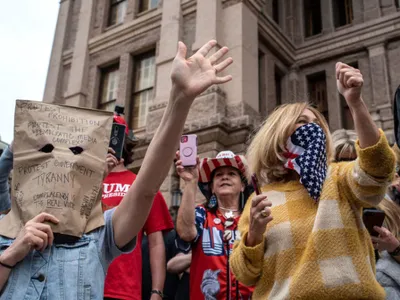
[
  {"x1": 295, "y1": 13, "x2": 400, "y2": 66},
  {"x1": 257, "y1": 10, "x2": 400, "y2": 68},
  {"x1": 258, "y1": 13, "x2": 296, "y2": 65},
  {"x1": 87, "y1": 8, "x2": 162, "y2": 55}
]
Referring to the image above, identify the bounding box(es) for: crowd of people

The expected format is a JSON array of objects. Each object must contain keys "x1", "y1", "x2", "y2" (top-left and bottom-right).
[{"x1": 0, "y1": 39, "x2": 399, "y2": 300}]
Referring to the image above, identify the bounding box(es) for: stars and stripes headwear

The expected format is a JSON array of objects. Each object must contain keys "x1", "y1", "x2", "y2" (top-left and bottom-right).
[
  {"x1": 283, "y1": 123, "x2": 328, "y2": 202},
  {"x1": 197, "y1": 151, "x2": 253, "y2": 207}
]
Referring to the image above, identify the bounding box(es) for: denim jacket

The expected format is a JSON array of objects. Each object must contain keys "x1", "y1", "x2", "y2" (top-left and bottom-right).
[
  {"x1": 0, "y1": 146, "x2": 12, "y2": 212},
  {"x1": 0, "y1": 147, "x2": 136, "y2": 299},
  {"x1": 0, "y1": 208, "x2": 136, "y2": 300}
]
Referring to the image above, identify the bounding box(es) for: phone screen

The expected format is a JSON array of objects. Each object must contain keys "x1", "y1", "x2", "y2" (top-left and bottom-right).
[
  {"x1": 109, "y1": 123, "x2": 126, "y2": 160},
  {"x1": 362, "y1": 209, "x2": 385, "y2": 237}
]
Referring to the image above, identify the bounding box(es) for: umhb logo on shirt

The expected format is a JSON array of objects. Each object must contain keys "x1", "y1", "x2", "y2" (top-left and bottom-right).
[
  {"x1": 102, "y1": 183, "x2": 131, "y2": 212},
  {"x1": 102, "y1": 183, "x2": 131, "y2": 199}
]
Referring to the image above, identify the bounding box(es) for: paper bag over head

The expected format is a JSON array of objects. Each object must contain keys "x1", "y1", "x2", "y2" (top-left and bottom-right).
[{"x1": 0, "y1": 100, "x2": 113, "y2": 238}]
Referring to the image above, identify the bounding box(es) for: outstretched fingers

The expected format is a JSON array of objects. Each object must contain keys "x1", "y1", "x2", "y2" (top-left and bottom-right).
[
  {"x1": 176, "y1": 41, "x2": 188, "y2": 60},
  {"x1": 214, "y1": 75, "x2": 233, "y2": 84},
  {"x1": 209, "y1": 46, "x2": 229, "y2": 65},
  {"x1": 197, "y1": 40, "x2": 217, "y2": 57},
  {"x1": 214, "y1": 57, "x2": 233, "y2": 73}
]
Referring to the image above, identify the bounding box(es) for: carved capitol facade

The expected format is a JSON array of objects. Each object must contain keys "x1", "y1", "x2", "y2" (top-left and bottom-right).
[{"x1": 43, "y1": 0, "x2": 400, "y2": 205}]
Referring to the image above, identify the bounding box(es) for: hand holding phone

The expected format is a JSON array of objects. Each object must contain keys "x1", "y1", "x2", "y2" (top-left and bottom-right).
[
  {"x1": 251, "y1": 173, "x2": 261, "y2": 195},
  {"x1": 109, "y1": 123, "x2": 126, "y2": 160},
  {"x1": 362, "y1": 209, "x2": 385, "y2": 237},
  {"x1": 179, "y1": 135, "x2": 197, "y2": 167}
]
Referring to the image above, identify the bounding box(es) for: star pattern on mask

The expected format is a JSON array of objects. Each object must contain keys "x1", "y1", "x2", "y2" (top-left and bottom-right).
[{"x1": 288, "y1": 123, "x2": 327, "y2": 201}]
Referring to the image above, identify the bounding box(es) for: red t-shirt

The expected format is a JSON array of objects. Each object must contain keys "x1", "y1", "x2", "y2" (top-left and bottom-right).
[
  {"x1": 102, "y1": 170, "x2": 174, "y2": 300},
  {"x1": 178, "y1": 205, "x2": 253, "y2": 300}
]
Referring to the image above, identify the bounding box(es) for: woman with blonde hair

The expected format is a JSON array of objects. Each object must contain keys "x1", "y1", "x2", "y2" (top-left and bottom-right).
[
  {"x1": 230, "y1": 63, "x2": 396, "y2": 299},
  {"x1": 332, "y1": 129, "x2": 357, "y2": 162}
]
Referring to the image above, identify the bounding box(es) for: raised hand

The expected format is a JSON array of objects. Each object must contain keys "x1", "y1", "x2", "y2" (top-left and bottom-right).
[
  {"x1": 246, "y1": 194, "x2": 273, "y2": 247},
  {"x1": 175, "y1": 151, "x2": 200, "y2": 182},
  {"x1": 171, "y1": 40, "x2": 233, "y2": 99},
  {"x1": 104, "y1": 148, "x2": 120, "y2": 178},
  {"x1": 336, "y1": 62, "x2": 364, "y2": 105}
]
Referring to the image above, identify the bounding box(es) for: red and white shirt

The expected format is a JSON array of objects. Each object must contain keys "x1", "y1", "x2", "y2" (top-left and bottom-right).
[
  {"x1": 102, "y1": 170, "x2": 174, "y2": 300},
  {"x1": 177, "y1": 205, "x2": 253, "y2": 300}
]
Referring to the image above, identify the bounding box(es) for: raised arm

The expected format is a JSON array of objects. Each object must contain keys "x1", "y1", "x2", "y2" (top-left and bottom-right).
[
  {"x1": 336, "y1": 63, "x2": 380, "y2": 148},
  {"x1": 175, "y1": 153, "x2": 199, "y2": 242},
  {"x1": 336, "y1": 63, "x2": 395, "y2": 207},
  {"x1": 112, "y1": 40, "x2": 233, "y2": 248}
]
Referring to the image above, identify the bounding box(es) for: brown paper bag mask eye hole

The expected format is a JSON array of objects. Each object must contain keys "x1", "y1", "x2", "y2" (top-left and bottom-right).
[
  {"x1": 69, "y1": 146, "x2": 84, "y2": 155},
  {"x1": 38, "y1": 144, "x2": 54, "y2": 153}
]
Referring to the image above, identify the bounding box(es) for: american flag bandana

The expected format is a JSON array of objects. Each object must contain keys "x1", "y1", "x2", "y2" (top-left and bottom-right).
[{"x1": 283, "y1": 122, "x2": 327, "y2": 202}]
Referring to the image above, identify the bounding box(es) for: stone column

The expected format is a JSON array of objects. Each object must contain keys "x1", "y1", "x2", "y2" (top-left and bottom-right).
[
  {"x1": 192, "y1": 0, "x2": 223, "y2": 51},
  {"x1": 118, "y1": 53, "x2": 133, "y2": 109},
  {"x1": 152, "y1": 0, "x2": 181, "y2": 103},
  {"x1": 265, "y1": 53, "x2": 277, "y2": 114},
  {"x1": 326, "y1": 62, "x2": 341, "y2": 131},
  {"x1": 285, "y1": 0, "x2": 302, "y2": 44},
  {"x1": 380, "y1": 0, "x2": 397, "y2": 16},
  {"x1": 222, "y1": 2, "x2": 259, "y2": 111},
  {"x1": 321, "y1": 0, "x2": 334, "y2": 34},
  {"x1": 352, "y1": 0, "x2": 364, "y2": 24},
  {"x1": 43, "y1": 0, "x2": 72, "y2": 103},
  {"x1": 126, "y1": 0, "x2": 138, "y2": 21},
  {"x1": 288, "y1": 68, "x2": 300, "y2": 103},
  {"x1": 368, "y1": 44, "x2": 390, "y2": 106},
  {"x1": 64, "y1": 0, "x2": 94, "y2": 107},
  {"x1": 368, "y1": 44, "x2": 392, "y2": 130},
  {"x1": 363, "y1": 0, "x2": 381, "y2": 21},
  {"x1": 146, "y1": 0, "x2": 181, "y2": 133}
]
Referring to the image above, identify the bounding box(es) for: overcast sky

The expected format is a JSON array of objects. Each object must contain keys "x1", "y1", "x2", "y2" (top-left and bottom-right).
[{"x1": 0, "y1": 1, "x2": 59, "y2": 144}]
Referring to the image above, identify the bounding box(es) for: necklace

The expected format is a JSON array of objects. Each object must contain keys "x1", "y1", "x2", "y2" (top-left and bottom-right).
[
  {"x1": 218, "y1": 205, "x2": 239, "y2": 212},
  {"x1": 218, "y1": 206, "x2": 239, "y2": 219}
]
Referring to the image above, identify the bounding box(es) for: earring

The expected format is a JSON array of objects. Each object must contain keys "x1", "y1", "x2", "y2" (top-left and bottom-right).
[
  {"x1": 240, "y1": 191, "x2": 244, "y2": 210},
  {"x1": 208, "y1": 194, "x2": 217, "y2": 208}
]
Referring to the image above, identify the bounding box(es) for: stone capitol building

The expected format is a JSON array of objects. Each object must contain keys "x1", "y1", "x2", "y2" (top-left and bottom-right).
[{"x1": 43, "y1": 0, "x2": 400, "y2": 205}]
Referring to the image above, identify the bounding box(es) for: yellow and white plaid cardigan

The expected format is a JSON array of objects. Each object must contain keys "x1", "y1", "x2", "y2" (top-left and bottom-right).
[{"x1": 231, "y1": 130, "x2": 395, "y2": 300}]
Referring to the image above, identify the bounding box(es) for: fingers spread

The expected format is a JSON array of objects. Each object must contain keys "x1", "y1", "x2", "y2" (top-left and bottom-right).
[
  {"x1": 197, "y1": 40, "x2": 217, "y2": 57},
  {"x1": 209, "y1": 47, "x2": 229, "y2": 65},
  {"x1": 214, "y1": 75, "x2": 233, "y2": 85},
  {"x1": 176, "y1": 41, "x2": 188, "y2": 60},
  {"x1": 214, "y1": 57, "x2": 233, "y2": 73}
]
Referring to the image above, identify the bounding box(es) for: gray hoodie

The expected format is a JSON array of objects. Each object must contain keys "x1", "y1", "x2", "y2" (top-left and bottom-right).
[{"x1": 376, "y1": 251, "x2": 400, "y2": 300}]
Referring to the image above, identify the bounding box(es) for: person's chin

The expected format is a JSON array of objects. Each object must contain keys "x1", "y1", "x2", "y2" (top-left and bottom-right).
[{"x1": 216, "y1": 188, "x2": 235, "y2": 196}]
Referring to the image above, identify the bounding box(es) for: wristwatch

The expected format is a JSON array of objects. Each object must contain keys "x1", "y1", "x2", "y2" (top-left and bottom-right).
[
  {"x1": 389, "y1": 244, "x2": 400, "y2": 257},
  {"x1": 151, "y1": 289, "x2": 164, "y2": 298}
]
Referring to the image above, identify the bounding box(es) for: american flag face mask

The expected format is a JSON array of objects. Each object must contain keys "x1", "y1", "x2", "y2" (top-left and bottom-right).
[{"x1": 283, "y1": 122, "x2": 327, "y2": 202}]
